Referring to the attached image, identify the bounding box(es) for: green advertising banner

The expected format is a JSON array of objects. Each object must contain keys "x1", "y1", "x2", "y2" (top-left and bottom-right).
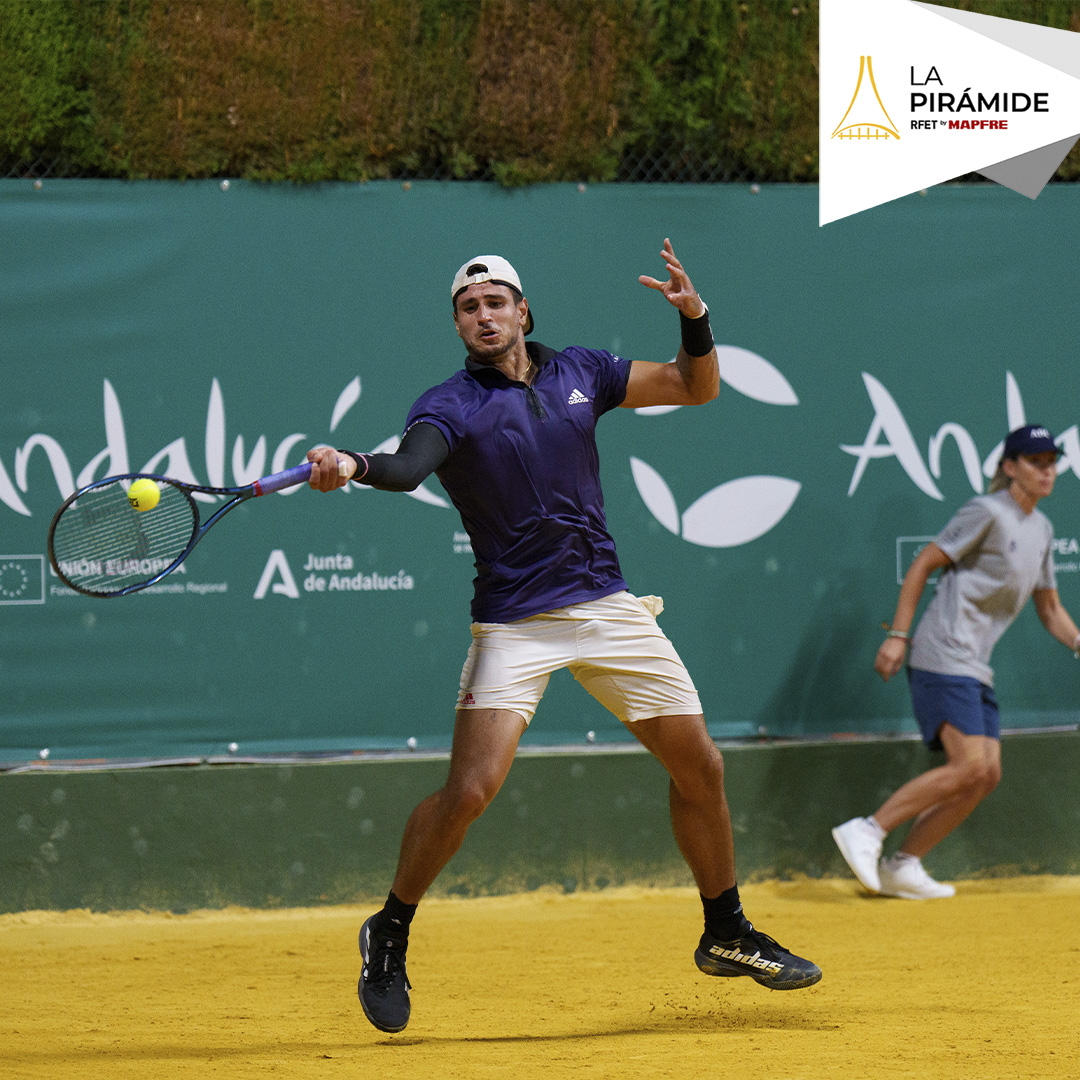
[{"x1": 2, "y1": 181, "x2": 1078, "y2": 762}]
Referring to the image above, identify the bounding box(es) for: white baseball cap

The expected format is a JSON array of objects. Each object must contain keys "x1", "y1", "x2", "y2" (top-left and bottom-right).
[{"x1": 451, "y1": 255, "x2": 534, "y2": 334}]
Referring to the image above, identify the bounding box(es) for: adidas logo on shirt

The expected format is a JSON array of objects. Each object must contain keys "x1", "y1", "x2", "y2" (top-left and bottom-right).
[{"x1": 567, "y1": 389, "x2": 590, "y2": 405}]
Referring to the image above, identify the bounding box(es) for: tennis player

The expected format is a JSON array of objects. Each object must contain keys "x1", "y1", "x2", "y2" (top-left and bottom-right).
[
  {"x1": 308, "y1": 240, "x2": 821, "y2": 1033},
  {"x1": 833, "y1": 424, "x2": 1080, "y2": 899}
]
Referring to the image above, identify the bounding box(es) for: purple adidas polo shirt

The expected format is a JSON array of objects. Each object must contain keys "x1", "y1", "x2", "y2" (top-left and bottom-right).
[{"x1": 404, "y1": 342, "x2": 632, "y2": 623}]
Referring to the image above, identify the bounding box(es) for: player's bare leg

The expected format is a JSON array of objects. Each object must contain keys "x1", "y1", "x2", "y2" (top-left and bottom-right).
[
  {"x1": 628, "y1": 713, "x2": 821, "y2": 990},
  {"x1": 626, "y1": 713, "x2": 735, "y2": 895},
  {"x1": 893, "y1": 733, "x2": 1001, "y2": 856},
  {"x1": 859, "y1": 727, "x2": 999, "y2": 900},
  {"x1": 392, "y1": 708, "x2": 527, "y2": 902},
  {"x1": 359, "y1": 707, "x2": 525, "y2": 1032},
  {"x1": 873, "y1": 728, "x2": 1001, "y2": 847}
]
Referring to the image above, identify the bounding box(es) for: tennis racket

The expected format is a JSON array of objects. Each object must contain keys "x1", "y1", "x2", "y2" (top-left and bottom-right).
[{"x1": 47, "y1": 460, "x2": 342, "y2": 598}]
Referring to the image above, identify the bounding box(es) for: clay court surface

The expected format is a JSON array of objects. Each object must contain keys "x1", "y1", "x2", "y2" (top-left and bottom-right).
[{"x1": 4, "y1": 876, "x2": 1078, "y2": 1079}]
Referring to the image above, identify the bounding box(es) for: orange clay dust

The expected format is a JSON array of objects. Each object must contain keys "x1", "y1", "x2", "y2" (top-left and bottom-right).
[{"x1": 3, "y1": 877, "x2": 1078, "y2": 1080}]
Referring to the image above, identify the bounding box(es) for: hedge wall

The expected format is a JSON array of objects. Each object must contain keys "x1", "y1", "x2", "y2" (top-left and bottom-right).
[{"x1": 1, "y1": 0, "x2": 1079, "y2": 184}]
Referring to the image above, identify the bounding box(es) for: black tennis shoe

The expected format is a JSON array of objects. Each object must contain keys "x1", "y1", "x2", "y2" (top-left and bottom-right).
[
  {"x1": 695, "y1": 921, "x2": 821, "y2": 990},
  {"x1": 359, "y1": 914, "x2": 412, "y2": 1032}
]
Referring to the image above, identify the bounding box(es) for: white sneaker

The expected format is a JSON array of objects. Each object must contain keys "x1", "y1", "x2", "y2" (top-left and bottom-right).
[
  {"x1": 831, "y1": 817, "x2": 884, "y2": 893},
  {"x1": 878, "y1": 854, "x2": 956, "y2": 899}
]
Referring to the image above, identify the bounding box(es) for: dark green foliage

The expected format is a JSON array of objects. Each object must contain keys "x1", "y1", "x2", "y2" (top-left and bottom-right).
[
  {"x1": 2, "y1": 0, "x2": 1079, "y2": 183},
  {"x1": 622, "y1": 0, "x2": 816, "y2": 180},
  {"x1": 0, "y1": 0, "x2": 98, "y2": 164}
]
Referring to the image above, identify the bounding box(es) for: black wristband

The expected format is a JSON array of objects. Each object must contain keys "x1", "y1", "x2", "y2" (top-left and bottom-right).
[
  {"x1": 680, "y1": 304, "x2": 713, "y2": 357},
  {"x1": 338, "y1": 449, "x2": 369, "y2": 482}
]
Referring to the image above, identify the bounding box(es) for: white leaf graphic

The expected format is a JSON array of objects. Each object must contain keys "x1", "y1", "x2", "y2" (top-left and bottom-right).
[
  {"x1": 406, "y1": 481, "x2": 449, "y2": 508},
  {"x1": 369, "y1": 435, "x2": 400, "y2": 454},
  {"x1": 330, "y1": 377, "x2": 361, "y2": 433},
  {"x1": 681, "y1": 476, "x2": 801, "y2": 548},
  {"x1": 630, "y1": 456, "x2": 680, "y2": 535},
  {"x1": 716, "y1": 346, "x2": 798, "y2": 406}
]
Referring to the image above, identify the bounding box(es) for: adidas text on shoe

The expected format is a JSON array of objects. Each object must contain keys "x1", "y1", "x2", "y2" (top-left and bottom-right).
[
  {"x1": 695, "y1": 923, "x2": 821, "y2": 990},
  {"x1": 359, "y1": 915, "x2": 412, "y2": 1033},
  {"x1": 878, "y1": 855, "x2": 956, "y2": 900},
  {"x1": 832, "y1": 816, "x2": 884, "y2": 893}
]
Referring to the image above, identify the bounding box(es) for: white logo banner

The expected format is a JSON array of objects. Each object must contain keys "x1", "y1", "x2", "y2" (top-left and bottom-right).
[{"x1": 820, "y1": 0, "x2": 1080, "y2": 224}]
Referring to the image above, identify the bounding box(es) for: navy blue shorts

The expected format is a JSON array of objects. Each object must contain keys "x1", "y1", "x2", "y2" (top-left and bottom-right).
[{"x1": 907, "y1": 667, "x2": 1000, "y2": 751}]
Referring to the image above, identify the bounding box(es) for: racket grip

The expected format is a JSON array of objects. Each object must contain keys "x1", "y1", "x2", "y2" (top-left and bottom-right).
[{"x1": 254, "y1": 461, "x2": 314, "y2": 496}]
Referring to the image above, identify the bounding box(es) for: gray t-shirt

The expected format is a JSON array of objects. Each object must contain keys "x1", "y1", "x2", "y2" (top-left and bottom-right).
[{"x1": 909, "y1": 489, "x2": 1056, "y2": 687}]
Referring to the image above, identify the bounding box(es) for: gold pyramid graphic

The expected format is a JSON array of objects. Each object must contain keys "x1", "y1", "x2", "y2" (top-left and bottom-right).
[{"x1": 831, "y1": 56, "x2": 900, "y2": 140}]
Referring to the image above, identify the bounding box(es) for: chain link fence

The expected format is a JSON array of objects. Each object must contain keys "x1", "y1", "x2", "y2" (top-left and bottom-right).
[
  {"x1": 3, "y1": 154, "x2": 87, "y2": 181},
  {"x1": 4, "y1": 149, "x2": 1033, "y2": 187},
  {"x1": 2, "y1": 146, "x2": 780, "y2": 184}
]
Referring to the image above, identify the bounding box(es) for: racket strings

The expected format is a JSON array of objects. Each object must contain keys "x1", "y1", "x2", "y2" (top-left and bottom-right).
[{"x1": 50, "y1": 481, "x2": 198, "y2": 595}]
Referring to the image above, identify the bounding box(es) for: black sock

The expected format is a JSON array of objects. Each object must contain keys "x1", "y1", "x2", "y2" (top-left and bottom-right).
[
  {"x1": 702, "y1": 885, "x2": 749, "y2": 941},
  {"x1": 376, "y1": 891, "x2": 417, "y2": 940}
]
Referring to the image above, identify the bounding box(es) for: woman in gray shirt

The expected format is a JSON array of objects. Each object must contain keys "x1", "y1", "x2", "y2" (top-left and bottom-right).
[{"x1": 833, "y1": 424, "x2": 1080, "y2": 899}]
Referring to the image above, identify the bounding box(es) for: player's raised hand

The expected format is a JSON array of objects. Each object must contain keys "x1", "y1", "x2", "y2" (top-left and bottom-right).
[
  {"x1": 638, "y1": 238, "x2": 706, "y2": 319},
  {"x1": 307, "y1": 446, "x2": 354, "y2": 491}
]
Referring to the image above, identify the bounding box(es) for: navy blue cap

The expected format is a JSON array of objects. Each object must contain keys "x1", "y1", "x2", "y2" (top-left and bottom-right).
[{"x1": 1002, "y1": 424, "x2": 1060, "y2": 459}]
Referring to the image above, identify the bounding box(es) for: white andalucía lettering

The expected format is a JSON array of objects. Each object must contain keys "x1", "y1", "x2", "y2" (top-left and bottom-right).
[
  {"x1": 141, "y1": 437, "x2": 204, "y2": 494},
  {"x1": 0, "y1": 455, "x2": 30, "y2": 516},
  {"x1": 842, "y1": 371, "x2": 1074, "y2": 499},
  {"x1": 928, "y1": 422, "x2": 983, "y2": 493},
  {"x1": 233, "y1": 433, "x2": 267, "y2": 486},
  {"x1": 206, "y1": 378, "x2": 226, "y2": 488},
  {"x1": 841, "y1": 374, "x2": 944, "y2": 500},
  {"x1": 1056, "y1": 425, "x2": 1080, "y2": 481},
  {"x1": 77, "y1": 379, "x2": 129, "y2": 488},
  {"x1": 327, "y1": 571, "x2": 415, "y2": 591},
  {"x1": 0, "y1": 377, "x2": 401, "y2": 516},
  {"x1": 15, "y1": 434, "x2": 76, "y2": 504}
]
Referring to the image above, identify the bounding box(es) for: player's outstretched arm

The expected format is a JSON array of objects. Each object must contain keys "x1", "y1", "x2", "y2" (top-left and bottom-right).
[
  {"x1": 623, "y1": 238, "x2": 719, "y2": 410},
  {"x1": 307, "y1": 422, "x2": 450, "y2": 494}
]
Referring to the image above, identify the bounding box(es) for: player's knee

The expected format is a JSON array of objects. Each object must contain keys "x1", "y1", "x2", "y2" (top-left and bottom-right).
[
  {"x1": 953, "y1": 758, "x2": 997, "y2": 799},
  {"x1": 978, "y1": 760, "x2": 1002, "y2": 797},
  {"x1": 674, "y1": 746, "x2": 725, "y2": 803},
  {"x1": 703, "y1": 747, "x2": 726, "y2": 791},
  {"x1": 443, "y1": 780, "x2": 497, "y2": 825}
]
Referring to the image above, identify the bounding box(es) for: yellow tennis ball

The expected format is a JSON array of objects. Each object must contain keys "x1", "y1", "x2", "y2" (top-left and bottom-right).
[{"x1": 128, "y1": 478, "x2": 161, "y2": 511}]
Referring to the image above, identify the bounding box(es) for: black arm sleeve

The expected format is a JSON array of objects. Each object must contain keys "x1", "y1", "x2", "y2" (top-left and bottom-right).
[{"x1": 341, "y1": 422, "x2": 449, "y2": 492}]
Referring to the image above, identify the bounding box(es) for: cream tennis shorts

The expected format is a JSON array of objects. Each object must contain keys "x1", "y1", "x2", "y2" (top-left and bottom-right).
[{"x1": 456, "y1": 590, "x2": 702, "y2": 724}]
